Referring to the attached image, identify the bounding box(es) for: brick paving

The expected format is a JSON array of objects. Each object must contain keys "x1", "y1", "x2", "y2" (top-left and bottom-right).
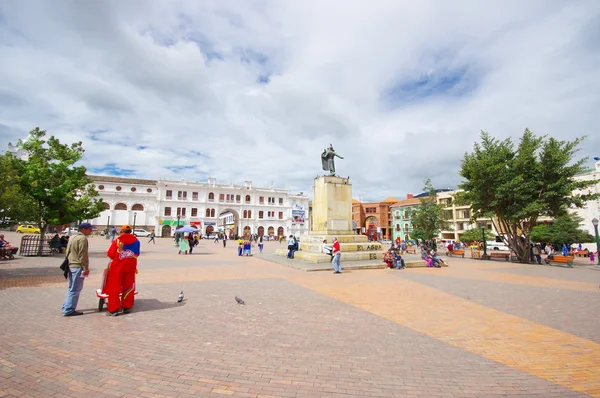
[{"x1": 0, "y1": 231, "x2": 598, "y2": 397}]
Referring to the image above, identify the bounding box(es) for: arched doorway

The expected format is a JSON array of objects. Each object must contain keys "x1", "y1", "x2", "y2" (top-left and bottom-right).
[
  {"x1": 365, "y1": 216, "x2": 380, "y2": 241},
  {"x1": 205, "y1": 225, "x2": 214, "y2": 235},
  {"x1": 267, "y1": 226, "x2": 274, "y2": 237},
  {"x1": 243, "y1": 226, "x2": 251, "y2": 238},
  {"x1": 257, "y1": 226, "x2": 264, "y2": 237},
  {"x1": 161, "y1": 225, "x2": 171, "y2": 238},
  {"x1": 277, "y1": 226, "x2": 284, "y2": 238}
]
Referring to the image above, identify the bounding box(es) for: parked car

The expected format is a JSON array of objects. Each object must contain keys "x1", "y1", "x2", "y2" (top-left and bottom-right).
[
  {"x1": 133, "y1": 229, "x2": 151, "y2": 237},
  {"x1": 485, "y1": 241, "x2": 510, "y2": 251},
  {"x1": 62, "y1": 227, "x2": 79, "y2": 236},
  {"x1": 16, "y1": 224, "x2": 41, "y2": 234}
]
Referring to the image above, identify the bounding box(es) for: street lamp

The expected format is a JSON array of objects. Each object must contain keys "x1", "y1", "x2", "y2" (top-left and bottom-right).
[
  {"x1": 106, "y1": 215, "x2": 110, "y2": 240},
  {"x1": 133, "y1": 212, "x2": 137, "y2": 233},
  {"x1": 479, "y1": 222, "x2": 489, "y2": 260},
  {"x1": 592, "y1": 218, "x2": 600, "y2": 267}
]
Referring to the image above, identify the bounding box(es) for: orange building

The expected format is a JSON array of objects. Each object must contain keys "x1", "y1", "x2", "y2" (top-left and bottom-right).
[{"x1": 352, "y1": 197, "x2": 400, "y2": 240}]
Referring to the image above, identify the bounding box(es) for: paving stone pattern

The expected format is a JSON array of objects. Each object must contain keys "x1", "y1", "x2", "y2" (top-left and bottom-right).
[{"x1": 0, "y1": 232, "x2": 598, "y2": 397}]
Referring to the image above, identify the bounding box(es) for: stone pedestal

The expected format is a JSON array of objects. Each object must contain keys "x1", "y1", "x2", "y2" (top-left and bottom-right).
[{"x1": 277, "y1": 176, "x2": 386, "y2": 263}]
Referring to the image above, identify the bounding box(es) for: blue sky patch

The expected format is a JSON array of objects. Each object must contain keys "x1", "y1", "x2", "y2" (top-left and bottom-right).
[
  {"x1": 382, "y1": 66, "x2": 478, "y2": 108},
  {"x1": 89, "y1": 163, "x2": 136, "y2": 176},
  {"x1": 257, "y1": 74, "x2": 270, "y2": 84},
  {"x1": 166, "y1": 165, "x2": 197, "y2": 173}
]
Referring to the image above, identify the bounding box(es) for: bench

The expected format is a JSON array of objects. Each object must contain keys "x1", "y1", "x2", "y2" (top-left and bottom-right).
[
  {"x1": 544, "y1": 255, "x2": 574, "y2": 268},
  {"x1": 575, "y1": 249, "x2": 589, "y2": 257},
  {"x1": 487, "y1": 251, "x2": 510, "y2": 261},
  {"x1": 405, "y1": 247, "x2": 416, "y2": 254},
  {"x1": 446, "y1": 249, "x2": 465, "y2": 258}
]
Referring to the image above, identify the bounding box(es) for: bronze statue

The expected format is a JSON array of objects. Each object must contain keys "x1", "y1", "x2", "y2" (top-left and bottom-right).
[{"x1": 321, "y1": 144, "x2": 343, "y2": 176}]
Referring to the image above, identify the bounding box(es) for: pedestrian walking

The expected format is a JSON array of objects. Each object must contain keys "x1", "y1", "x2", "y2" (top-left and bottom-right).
[
  {"x1": 105, "y1": 225, "x2": 140, "y2": 316},
  {"x1": 187, "y1": 234, "x2": 195, "y2": 254},
  {"x1": 258, "y1": 235, "x2": 264, "y2": 253},
  {"x1": 237, "y1": 237, "x2": 243, "y2": 256},
  {"x1": 332, "y1": 237, "x2": 342, "y2": 273},
  {"x1": 148, "y1": 231, "x2": 155, "y2": 244},
  {"x1": 178, "y1": 236, "x2": 189, "y2": 254},
  {"x1": 110, "y1": 226, "x2": 116, "y2": 242},
  {"x1": 222, "y1": 234, "x2": 227, "y2": 248},
  {"x1": 62, "y1": 222, "x2": 94, "y2": 316},
  {"x1": 287, "y1": 235, "x2": 295, "y2": 259}
]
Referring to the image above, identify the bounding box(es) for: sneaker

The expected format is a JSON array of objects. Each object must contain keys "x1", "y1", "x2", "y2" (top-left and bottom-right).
[
  {"x1": 63, "y1": 310, "x2": 83, "y2": 317},
  {"x1": 105, "y1": 311, "x2": 119, "y2": 317}
]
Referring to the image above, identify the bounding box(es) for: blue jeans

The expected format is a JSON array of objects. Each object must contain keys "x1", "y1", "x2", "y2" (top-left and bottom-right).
[
  {"x1": 62, "y1": 267, "x2": 85, "y2": 315},
  {"x1": 332, "y1": 253, "x2": 342, "y2": 272}
]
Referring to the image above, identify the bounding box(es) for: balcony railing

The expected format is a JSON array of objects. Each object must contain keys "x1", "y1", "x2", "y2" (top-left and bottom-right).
[{"x1": 208, "y1": 199, "x2": 214, "y2": 202}]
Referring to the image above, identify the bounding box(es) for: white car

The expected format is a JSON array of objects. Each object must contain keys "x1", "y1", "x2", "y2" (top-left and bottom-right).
[
  {"x1": 133, "y1": 229, "x2": 151, "y2": 237},
  {"x1": 62, "y1": 227, "x2": 79, "y2": 236}
]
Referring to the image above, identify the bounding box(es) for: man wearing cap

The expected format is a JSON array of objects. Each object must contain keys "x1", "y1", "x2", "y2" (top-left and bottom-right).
[
  {"x1": 62, "y1": 222, "x2": 94, "y2": 316},
  {"x1": 105, "y1": 224, "x2": 141, "y2": 316}
]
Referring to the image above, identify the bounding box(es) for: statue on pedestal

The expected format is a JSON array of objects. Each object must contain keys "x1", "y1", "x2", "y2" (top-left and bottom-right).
[{"x1": 321, "y1": 144, "x2": 343, "y2": 176}]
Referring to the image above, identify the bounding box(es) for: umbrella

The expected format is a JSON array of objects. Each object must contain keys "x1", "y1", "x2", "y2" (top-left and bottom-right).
[{"x1": 175, "y1": 226, "x2": 200, "y2": 233}]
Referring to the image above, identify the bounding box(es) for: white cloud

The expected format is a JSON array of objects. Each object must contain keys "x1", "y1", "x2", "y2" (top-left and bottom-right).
[{"x1": 1, "y1": 0, "x2": 599, "y2": 201}]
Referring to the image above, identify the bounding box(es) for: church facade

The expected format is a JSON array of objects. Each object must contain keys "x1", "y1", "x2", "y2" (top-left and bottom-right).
[{"x1": 87, "y1": 175, "x2": 309, "y2": 238}]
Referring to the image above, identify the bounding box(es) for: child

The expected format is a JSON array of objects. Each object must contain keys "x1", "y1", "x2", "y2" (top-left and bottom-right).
[
  {"x1": 393, "y1": 250, "x2": 405, "y2": 269},
  {"x1": 178, "y1": 237, "x2": 189, "y2": 255},
  {"x1": 590, "y1": 251, "x2": 596, "y2": 264}
]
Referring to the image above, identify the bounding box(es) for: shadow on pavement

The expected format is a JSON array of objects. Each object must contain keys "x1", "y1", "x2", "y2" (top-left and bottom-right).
[
  {"x1": 0, "y1": 266, "x2": 60, "y2": 278},
  {"x1": 126, "y1": 298, "x2": 186, "y2": 313}
]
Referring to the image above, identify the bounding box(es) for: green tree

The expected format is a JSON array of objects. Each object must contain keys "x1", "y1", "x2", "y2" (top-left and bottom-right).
[
  {"x1": 459, "y1": 227, "x2": 495, "y2": 245},
  {"x1": 0, "y1": 153, "x2": 36, "y2": 225},
  {"x1": 531, "y1": 214, "x2": 595, "y2": 246},
  {"x1": 8, "y1": 127, "x2": 105, "y2": 255},
  {"x1": 458, "y1": 129, "x2": 598, "y2": 262},
  {"x1": 411, "y1": 179, "x2": 450, "y2": 246}
]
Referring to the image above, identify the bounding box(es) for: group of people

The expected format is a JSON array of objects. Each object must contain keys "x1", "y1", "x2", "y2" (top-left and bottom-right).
[
  {"x1": 62, "y1": 223, "x2": 140, "y2": 317},
  {"x1": 421, "y1": 247, "x2": 446, "y2": 268},
  {"x1": 237, "y1": 236, "x2": 261, "y2": 256},
  {"x1": 286, "y1": 235, "x2": 300, "y2": 259},
  {"x1": 178, "y1": 233, "x2": 200, "y2": 254},
  {"x1": 382, "y1": 248, "x2": 406, "y2": 269}
]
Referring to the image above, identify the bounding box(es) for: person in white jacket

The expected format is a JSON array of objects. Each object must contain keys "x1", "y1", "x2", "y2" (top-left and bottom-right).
[{"x1": 322, "y1": 239, "x2": 333, "y2": 260}]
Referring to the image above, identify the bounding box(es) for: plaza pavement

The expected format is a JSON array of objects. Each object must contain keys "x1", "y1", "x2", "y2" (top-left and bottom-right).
[{"x1": 0, "y1": 231, "x2": 599, "y2": 397}]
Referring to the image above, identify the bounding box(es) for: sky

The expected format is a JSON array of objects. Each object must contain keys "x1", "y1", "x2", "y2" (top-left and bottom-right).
[{"x1": 1, "y1": 1, "x2": 599, "y2": 202}]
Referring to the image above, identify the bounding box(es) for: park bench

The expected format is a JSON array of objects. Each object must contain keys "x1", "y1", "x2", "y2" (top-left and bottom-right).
[
  {"x1": 544, "y1": 255, "x2": 574, "y2": 268},
  {"x1": 487, "y1": 251, "x2": 510, "y2": 261},
  {"x1": 405, "y1": 247, "x2": 416, "y2": 254},
  {"x1": 446, "y1": 249, "x2": 465, "y2": 258},
  {"x1": 574, "y1": 249, "x2": 589, "y2": 257}
]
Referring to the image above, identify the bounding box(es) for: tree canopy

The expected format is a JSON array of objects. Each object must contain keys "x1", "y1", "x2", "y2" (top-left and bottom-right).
[
  {"x1": 411, "y1": 179, "x2": 450, "y2": 246},
  {"x1": 4, "y1": 127, "x2": 105, "y2": 253},
  {"x1": 459, "y1": 227, "x2": 495, "y2": 245},
  {"x1": 458, "y1": 129, "x2": 598, "y2": 262},
  {"x1": 530, "y1": 214, "x2": 595, "y2": 246}
]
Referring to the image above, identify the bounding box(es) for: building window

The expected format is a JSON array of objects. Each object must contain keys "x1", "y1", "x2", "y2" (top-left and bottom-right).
[
  {"x1": 396, "y1": 224, "x2": 400, "y2": 231},
  {"x1": 243, "y1": 210, "x2": 247, "y2": 218},
  {"x1": 278, "y1": 211, "x2": 283, "y2": 219},
  {"x1": 164, "y1": 207, "x2": 171, "y2": 216},
  {"x1": 131, "y1": 187, "x2": 136, "y2": 192},
  {"x1": 103, "y1": 202, "x2": 110, "y2": 210},
  {"x1": 259, "y1": 196, "x2": 264, "y2": 204},
  {"x1": 259, "y1": 211, "x2": 264, "y2": 219},
  {"x1": 166, "y1": 190, "x2": 172, "y2": 198},
  {"x1": 177, "y1": 191, "x2": 187, "y2": 199},
  {"x1": 219, "y1": 193, "x2": 225, "y2": 202},
  {"x1": 132, "y1": 204, "x2": 144, "y2": 211},
  {"x1": 116, "y1": 186, "x2": 122, "y2": 191},
  {"x1": 191, "y1": 208, "x2": 198, "y2": 217},
  {"x1": 208, "y1": 192, "x2": 215, "y2": 201},
  {"x1": 245, "y1": 195, "x2": 251, "y2": 203},
  {"x1": 98, "y1": 185, "x2": 104, "y2": 190},
  {"x1": 192, "y1": 192, "x2": 198, "y2": 200},
  {"x1": 278, "y1": 198, "x2": 283, "y2": 205},
  {"x1": 210, "y1": 209, "x2": 215, "y2": 217},
  {"x1": 236, "y1": 195, "x2": 240, "y2": 202},
  {"x1": 248, "y1": 210, "x2": 251, "y2": 218},
  {"x1": 115, "y1": 203, "x2": 127, "y2": 210},
  {"x1": 205, "y1": 208, "x2": 210, "y2": 217},
  {"x1": 177, "y1": 207, "x2": 186, "y2": 217},
  {"x1": 147, "y1": 188, "x2": 152, "y2": 193}
]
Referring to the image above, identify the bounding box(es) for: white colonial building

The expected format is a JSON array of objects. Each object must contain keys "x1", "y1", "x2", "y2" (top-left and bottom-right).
[
  {"x1": 87, "y1": 175, "x2": 309, "y2": 238},
  {"x1": 572, "y1": 159, "x2": 600, "y2": 241}
]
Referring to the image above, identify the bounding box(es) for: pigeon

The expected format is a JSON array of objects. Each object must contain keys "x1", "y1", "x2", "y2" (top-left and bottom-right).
[
  {"x1": 178, "y1": 291, "x2": 184, "y2": 303},
  {"x1": 235, "y1": 296, "x2": 245, "y2": 305}
]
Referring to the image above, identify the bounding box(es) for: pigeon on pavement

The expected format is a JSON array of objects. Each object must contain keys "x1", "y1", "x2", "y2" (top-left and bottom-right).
[
  {"x1": 178, "y1": 291, "x2": 184, "y2": 303},
  {"x1": 235, "y1": 296, "x2": 245, "y2": 305}
]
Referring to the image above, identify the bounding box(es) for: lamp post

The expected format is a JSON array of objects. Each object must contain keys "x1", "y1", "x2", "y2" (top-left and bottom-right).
[
  {"x1": 592, "y1": 218, "x2": 600, "y2": 267},
  {"x1": 106, "y1": 215, "x2": 110, "y2": 239},
  {"x1": 133, "y1": 212, "x2": 137, "y2": 233},
  {"x1": 480, "y1": 222, "x2": 489, "y2": 260}
]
